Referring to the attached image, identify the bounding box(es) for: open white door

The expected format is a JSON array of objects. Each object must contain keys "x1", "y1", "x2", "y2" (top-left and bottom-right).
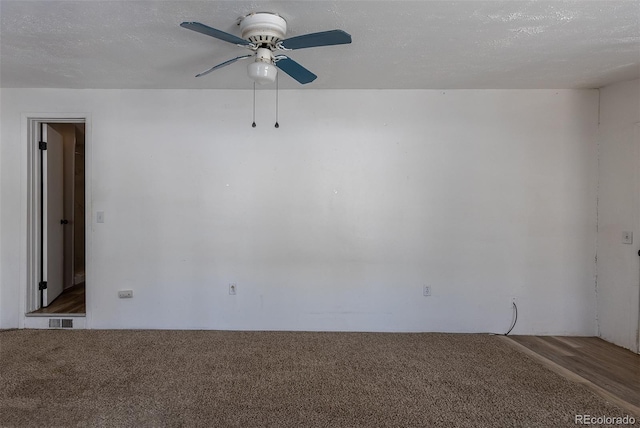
[{"x1": 42, "y1": 124, "x2": 65, "y2": 306}]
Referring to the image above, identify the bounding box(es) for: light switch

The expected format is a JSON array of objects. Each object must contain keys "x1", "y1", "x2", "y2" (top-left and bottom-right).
[
  {"x1": 622, "y1": 231, "x2": 633, "y2": 244},
  {"x1": 97, "y1": 211, "x2": 104, "y2": 223}
]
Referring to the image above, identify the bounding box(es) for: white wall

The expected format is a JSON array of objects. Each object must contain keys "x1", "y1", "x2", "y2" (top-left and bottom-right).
[
  {"x1": 1, "y1": 89, "x2": 599, "y2": 333},
  {"x1": 0, "y1": 87, "x2": 2, "y2": 326},
  {"x1": 597, "y1": 79, "x2": 640, "y2": 353}
]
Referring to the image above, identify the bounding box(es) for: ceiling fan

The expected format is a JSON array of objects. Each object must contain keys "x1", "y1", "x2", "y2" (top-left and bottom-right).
[{"x1": 181, "y1": 12, "x2": 352, "y2": 85}]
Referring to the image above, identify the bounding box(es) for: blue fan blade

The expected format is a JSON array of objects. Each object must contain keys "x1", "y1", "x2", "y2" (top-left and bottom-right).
[
  {"x1": 280, "y1": 30, "x2": 351, "y2": 50},
  {"x1": 275, "y1": 56, "x2": 317, "y2": 84},
  {"x1": 181, "y1": 22, "x2": 250, "y2": 46},
  {"x1": 196, "y1": 54, "x2": 253, "y2": 77}
]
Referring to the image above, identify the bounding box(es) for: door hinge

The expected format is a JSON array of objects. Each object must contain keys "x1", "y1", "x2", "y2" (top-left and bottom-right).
[
  {"x1": 39, "y1": 141, "x2": 47, "y2": 150},
  {"x1": 38, "y1": 281, "x2": 47, "y2": 290}
]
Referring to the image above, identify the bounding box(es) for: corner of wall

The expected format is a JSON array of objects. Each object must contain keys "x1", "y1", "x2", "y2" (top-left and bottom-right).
[
  {"x1": 0, "y1": 87, "x2": 3, "y2": 328},
  {"x1": 596, "y1": 78, "x2": 640, "y2": 353},
  {"x1": 594, "y1": 87, "x2": 601, "y2": 339}
]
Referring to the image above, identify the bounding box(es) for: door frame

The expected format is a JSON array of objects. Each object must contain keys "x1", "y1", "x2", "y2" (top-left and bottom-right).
[
  {"x1": 20, "y1": 114, "x2": 92, "y2": 327},
  {"x1": 636, "y1": 121, "x2": 640, "y2": 354}
]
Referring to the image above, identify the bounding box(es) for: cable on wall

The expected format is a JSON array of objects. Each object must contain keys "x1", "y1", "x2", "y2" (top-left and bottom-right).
[{"x1": 505, "y1": 302, "x2": 518, "y2": 336}]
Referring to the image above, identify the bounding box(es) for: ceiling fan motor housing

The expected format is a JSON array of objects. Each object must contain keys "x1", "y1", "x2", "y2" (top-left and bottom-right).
[{"x1": 240, "y1": 12, "x2": 287, "y2": 46}]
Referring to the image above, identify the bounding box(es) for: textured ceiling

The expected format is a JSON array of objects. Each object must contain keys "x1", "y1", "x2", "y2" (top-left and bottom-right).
[{"x1": 1, "y1": 0, "x2": 639, "y2": 90}]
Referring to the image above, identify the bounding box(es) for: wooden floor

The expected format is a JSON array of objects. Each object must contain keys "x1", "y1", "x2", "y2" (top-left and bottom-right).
[
  {"x1": 30, "y1": 283, "x2": 85, "y2": 314},
  {"x1": 509, "y1": 335, "x2": 640, "y2": 410}
]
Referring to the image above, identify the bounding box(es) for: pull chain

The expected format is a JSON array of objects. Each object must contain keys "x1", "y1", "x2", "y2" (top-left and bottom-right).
[
  {"x1": 251, "y1": 82, "x2": 256, "y2": 128},
  {"x1": 274, "y1": 74, "x2": 280, "y2": 128}
]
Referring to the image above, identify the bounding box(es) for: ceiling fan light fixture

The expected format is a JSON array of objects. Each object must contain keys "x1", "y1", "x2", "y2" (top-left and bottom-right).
[
  {"x1": 247, "y1": 61, "x2": 277, "y2": 84},
  {"x1": 182, "y1": 12, "x2": 351, "y2": 86}
]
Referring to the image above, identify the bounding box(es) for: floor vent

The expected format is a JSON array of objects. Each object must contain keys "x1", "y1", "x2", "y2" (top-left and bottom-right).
[{"x1": 49, "y1": 319, "x2": 73, "y2": 328}]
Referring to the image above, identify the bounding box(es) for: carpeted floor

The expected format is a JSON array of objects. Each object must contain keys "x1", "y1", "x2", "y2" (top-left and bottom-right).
[{"x1": 0, "y1": 330, "x2": 632, "y2": 427}]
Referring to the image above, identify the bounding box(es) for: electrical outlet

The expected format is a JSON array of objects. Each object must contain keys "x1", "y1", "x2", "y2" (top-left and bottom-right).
[
  {"x1": 118, "y1": 290, "x2": 133, "y2": 298},
  {"x1": 511, "y1": 296, "x2": 517, "y2": 305},
  {"x1": 423, "y1": 285, "x2": 431, "y2": 296},
  {"x1": 229, "y1": 283, "x2": 237, "y2": 295}
]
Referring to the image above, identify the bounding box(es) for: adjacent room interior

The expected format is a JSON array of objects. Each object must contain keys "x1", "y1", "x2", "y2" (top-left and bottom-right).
[
  {"x1": 0, "y1": 0, "x2": 638, "y2": 426},
  {"x1": 28, "y1": 122, "x2": 86, "y2": 316}
]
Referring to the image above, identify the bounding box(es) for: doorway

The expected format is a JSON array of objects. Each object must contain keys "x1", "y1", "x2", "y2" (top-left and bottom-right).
[{"x1": 25, "y1": 119, "x2": 87, "y2": 316}]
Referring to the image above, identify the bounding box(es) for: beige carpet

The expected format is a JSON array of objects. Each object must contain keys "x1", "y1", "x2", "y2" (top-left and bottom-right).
[{"x1": 0, "y1": 330, "x2": 631, "y2": 427}]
